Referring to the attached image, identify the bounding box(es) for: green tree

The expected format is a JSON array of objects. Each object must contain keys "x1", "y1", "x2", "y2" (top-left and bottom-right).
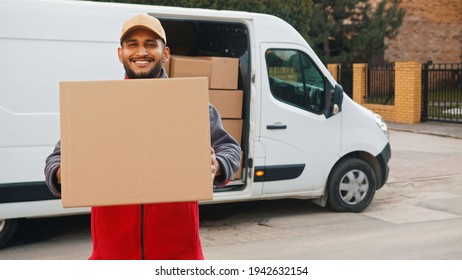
[
  {"x1": 309, "y1": 0, "x2": 405, "y2": 63},
  {"x1": 90, "y1": 0, "x2": 312, "y2": 40}
]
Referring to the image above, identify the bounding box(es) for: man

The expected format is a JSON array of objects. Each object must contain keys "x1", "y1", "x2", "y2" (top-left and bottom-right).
[{"x1": 44, "y1": 13, "x2": 241, "y2": 260}]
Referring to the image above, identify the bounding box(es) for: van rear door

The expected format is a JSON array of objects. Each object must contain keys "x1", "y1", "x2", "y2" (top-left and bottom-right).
[{"x1": 258, "y1": 43, "x2": 341, "y2": 194}]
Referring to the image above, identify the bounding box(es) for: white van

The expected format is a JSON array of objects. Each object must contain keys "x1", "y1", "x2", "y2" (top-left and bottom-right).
[{"x1": 0, "y1": 0, "x2": 390, "y2": 247}]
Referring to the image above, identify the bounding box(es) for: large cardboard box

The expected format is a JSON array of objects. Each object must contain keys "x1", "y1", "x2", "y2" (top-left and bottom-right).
[
  {"x1": 169, "y1": 55, "x2": 212, "y2": 86},
  {"x1": 221, "y1": 119, "x2": 243, "y2": 146},
  {"x1": 59, "y1": 78, "x2": 213, "y2": 207},
  {"x1": 209, "y1": 90, "x2": 243, "y2": 119},
  {"x1": 202, "y1": 57, "x2": 239, "y2": 90}
]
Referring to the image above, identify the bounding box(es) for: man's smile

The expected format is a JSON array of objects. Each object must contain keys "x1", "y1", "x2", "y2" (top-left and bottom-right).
[{"x1": 130, "y1": 57, "x2": 154, "y2": 67}]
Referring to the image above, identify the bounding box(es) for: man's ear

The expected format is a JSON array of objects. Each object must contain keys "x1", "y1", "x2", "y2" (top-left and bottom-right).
[
  {"x1": 163, "y1": 46, "x2": 171, "y2": 63},
  {"x1": 117, "y1": 47, "x2": 123, "y2": 63}
]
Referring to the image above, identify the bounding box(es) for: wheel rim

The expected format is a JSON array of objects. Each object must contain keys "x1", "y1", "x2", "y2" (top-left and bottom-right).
[
  {"x1": 339, "y1": 169, "x2": 369, "y2": 205},
  {"x1": 0, "y1": 219, "x2": 5, "y2": 232}
]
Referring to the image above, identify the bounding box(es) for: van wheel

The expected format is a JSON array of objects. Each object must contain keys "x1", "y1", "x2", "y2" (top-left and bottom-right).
[
  {"x1": 327, "y1": 158, "x2": 376, "y2": 213},
  {"x1": 0, "y1": 219, "x2": 18, "y2": 249}
]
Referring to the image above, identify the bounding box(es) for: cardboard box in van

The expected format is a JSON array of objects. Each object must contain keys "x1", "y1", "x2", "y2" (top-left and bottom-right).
[
  {"x1": 233, "y1": 151, "x2": 244, "y2": 179},
  {"x1": 202, "y1": 57, "x2": 239, "y2": 89},
  {"x1": 163, "y1": 58, "x2": 170, "y2": 76},
  {"x1": 59, "y1": 78, "x2": 212, "y2": 207},
  {"x1": 221, "y1": 119, "x2": 243, "y2": 146},
  {"x1": 169, "y1": 55, "x2": 212, "y2": 85},
  {"x1": 209, "y1": 89, "x2": 243, "y2": 119}
]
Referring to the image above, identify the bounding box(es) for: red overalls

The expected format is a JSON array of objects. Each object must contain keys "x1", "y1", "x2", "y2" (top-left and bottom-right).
[{"x1": 89, "y1": 202, "x2": 203, "y2": 260}]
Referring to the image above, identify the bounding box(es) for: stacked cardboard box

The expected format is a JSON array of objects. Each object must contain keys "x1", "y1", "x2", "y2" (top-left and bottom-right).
[
  {"x1": 166, "y1": 55, "x2": 244, "y2": 180},
  {"x1": 201, "y1": 57, "x2": 239, "y2": 90},
  {"x1": 167, "y1": 55, "x2": 212, "y2": 85},
  {"x1": 205, "y1": 56, "x2": 243, "y2": 180}
]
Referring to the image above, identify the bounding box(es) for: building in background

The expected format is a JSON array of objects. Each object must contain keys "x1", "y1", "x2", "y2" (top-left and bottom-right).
[{"x1": 383, "y1": 0, "x2": 462, "y2": 63}]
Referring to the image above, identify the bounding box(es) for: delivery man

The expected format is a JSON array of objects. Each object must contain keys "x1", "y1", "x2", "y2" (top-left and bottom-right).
[{"x1": 44, "y1": 13, "x2": 241, "y2": 260}]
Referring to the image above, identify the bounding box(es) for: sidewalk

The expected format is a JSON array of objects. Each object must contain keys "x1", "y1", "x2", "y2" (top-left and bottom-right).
[{"x1": 387, "y1": 121, "x2": 462, "y2": 139}]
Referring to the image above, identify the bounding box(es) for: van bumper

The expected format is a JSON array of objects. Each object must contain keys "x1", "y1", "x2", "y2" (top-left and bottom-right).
[{"x1": 376, "y1": 143, "x2": 391, "y2": 190}]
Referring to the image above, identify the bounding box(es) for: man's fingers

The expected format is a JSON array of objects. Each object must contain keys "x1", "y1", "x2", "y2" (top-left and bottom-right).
[{"x1": 57, "y1": 167, "x2": 62, "y2": 184}]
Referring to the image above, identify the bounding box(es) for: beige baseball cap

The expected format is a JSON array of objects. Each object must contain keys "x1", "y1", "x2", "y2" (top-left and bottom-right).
[{"x1": 120, "y1": 13, "x2": 166, "y2": 44}]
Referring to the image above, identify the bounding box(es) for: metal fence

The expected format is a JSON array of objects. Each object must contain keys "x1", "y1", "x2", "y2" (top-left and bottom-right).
[
  {"x1": 366, "y1": 63, "x2": 395, "y2": 105},
  {"x1": 328, "y1": 64, "x2": 353, "y2": 98},
  {"x1": 422, "y1": 62, "x2": 462, "y2": 123},
  {"x1": 339, "y1": 64, "x2": 353, "y2": 98}
]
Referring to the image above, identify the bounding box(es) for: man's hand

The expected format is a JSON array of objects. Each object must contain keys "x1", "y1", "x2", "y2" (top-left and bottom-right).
[
  {"x1": 211, "y1": 147, "x2": 221, "y2": 180},
  {"x1": 56, "y1": 167, "x2": 62, "y2": 184}
]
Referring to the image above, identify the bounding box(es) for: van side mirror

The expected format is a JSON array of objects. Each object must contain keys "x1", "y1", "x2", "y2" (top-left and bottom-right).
[
  {"x1": 324, "y1": 80, "x2": 344, "y2": 118},
  {"x1": 333, "y1": 84, "x2": 344, "y2": 114}
]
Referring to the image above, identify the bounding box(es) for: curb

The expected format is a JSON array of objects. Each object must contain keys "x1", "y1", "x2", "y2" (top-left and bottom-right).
[{"x1": 387, "y1": 122, "x2": 462, "y2": 140}]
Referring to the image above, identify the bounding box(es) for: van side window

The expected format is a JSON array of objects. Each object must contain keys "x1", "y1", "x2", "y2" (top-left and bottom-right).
[{"x1": 265, "y1": 49, "x2": 325, "y2": 114}]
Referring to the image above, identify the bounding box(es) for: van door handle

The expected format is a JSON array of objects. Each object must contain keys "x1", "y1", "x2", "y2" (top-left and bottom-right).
[{"x1": 267, "y1": 123, "x2": 287, "y2": 130}]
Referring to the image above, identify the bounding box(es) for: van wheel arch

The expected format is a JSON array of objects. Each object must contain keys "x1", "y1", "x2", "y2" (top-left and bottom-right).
[{"x1": 335, "y1": 152, "x2": 382, "y2": 188}]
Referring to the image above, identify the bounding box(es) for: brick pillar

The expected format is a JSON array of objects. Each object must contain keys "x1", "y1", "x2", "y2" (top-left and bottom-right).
[
  {"x1": 353, "y1": 64, "x2": 367, "y2": 105},
  {"x1": 327, "y1": 64, "x2": 340, "y2": 82},
  {"x1": 394, "y1": 62, "x2": 422, "y2": 124}
]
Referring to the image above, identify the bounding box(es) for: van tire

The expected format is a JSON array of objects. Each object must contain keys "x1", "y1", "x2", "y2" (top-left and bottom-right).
[
  {"x1": 0, "y1": 219, "x2": 18, "y2": 249},
  {"x1": 327, "y1": 158, "x2": 376, "y2": 213}
]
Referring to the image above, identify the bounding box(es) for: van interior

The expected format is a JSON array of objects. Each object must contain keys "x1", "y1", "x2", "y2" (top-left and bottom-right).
[{"x1": 159, "y1": 18, "x2": 250, "y2": 192}]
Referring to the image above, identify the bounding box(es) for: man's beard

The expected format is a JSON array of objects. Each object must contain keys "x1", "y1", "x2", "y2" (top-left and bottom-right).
[{"x1": 123, "y1": 60, "x2": 163, "y2": 79}]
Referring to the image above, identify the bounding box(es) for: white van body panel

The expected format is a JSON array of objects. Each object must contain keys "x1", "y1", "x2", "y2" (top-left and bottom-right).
[
  {"x1": 0, "y1": 0, "x2": 390, "y2": 223},
  {"x1": 340, "y1": 97, "x2": 389, "y2": 157},
  {"x1": 1, "y1": 200, "x2": 90, "y2": 220},
  {"x1": 0, "y1": 1, "x2": 123, "y2": 188}
]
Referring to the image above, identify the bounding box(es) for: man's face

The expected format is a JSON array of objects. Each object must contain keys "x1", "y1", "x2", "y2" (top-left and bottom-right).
[{"x1": 118, "y1": 29, "x2": 169, "y2": 79}]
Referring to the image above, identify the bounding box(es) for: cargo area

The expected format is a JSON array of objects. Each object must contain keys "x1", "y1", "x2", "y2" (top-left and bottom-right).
[{"x1": 158, "y1": 18, "x2": 250, "y2": 190}]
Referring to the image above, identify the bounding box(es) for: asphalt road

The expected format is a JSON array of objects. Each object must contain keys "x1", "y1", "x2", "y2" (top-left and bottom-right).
[{"x1": 1, "y1": 130, "x2": 462, "y2": 260}]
